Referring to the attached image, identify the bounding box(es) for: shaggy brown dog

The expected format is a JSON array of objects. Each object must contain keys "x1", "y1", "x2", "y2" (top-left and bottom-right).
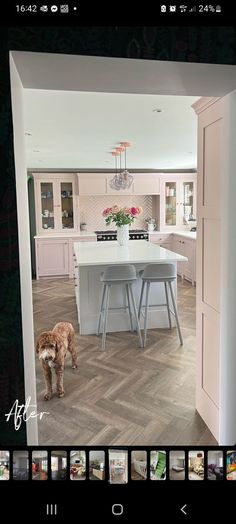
[{"x1": 36, "y1": 322, "x2": 77, "y2": 400}]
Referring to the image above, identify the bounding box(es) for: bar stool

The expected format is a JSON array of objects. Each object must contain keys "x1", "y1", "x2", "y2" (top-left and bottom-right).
[
  {"x1": 97, "y1": 264, "x2": 143, "y2": 351},
  {"x1": 138, "y1": 263, "x2": 183, "y2": 347}
]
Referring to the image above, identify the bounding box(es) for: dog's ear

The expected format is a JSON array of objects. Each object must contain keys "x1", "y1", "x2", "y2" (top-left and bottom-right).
[{"x1": 36, "y1": 336, "x2": 41, "y2": 354}]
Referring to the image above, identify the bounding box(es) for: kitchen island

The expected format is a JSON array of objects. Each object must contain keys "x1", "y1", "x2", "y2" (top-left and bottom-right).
[{"x1": 73, "y1": 240, "x2": 187, "y2": 335}]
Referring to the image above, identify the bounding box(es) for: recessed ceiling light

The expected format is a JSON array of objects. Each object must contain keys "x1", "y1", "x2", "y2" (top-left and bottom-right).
[{"x1": 152, "y1": 108, "x2": 163, "y2": 113}]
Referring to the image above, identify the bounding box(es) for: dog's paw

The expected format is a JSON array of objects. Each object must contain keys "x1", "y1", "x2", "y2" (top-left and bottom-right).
[
  {"x1": 44, "y1": 392, "x2": 52, "y2": 401},
  {"x1": 58, "y1": 391, "x2": 65, "y2": 398},
  {"x1": 72, "y1": 364, "x2": 78, "y2": 369}
]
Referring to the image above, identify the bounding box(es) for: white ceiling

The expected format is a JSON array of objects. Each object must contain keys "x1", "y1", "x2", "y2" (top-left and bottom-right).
[{"x1": 23, "y1": 90, "x2": 198, "y2": 170}]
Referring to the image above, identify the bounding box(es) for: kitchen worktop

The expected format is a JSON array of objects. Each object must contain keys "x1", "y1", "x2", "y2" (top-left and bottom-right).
[
  {"x1": 73, "y1": 239, "x2": 187, "y2": 267},
  {"x1": 148, "y1": 230, "x2": 197, "y2": 240},
  {"x1": 34, "y1": 231, "x2": 97, "y2": 239},
  {"x1": 171, "y1": 231, "x2": 197, "y2": 240}
]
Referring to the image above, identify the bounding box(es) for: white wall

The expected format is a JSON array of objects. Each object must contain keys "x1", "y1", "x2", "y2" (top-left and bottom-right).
[
  {"x1": 208, "y1": 451, "x2": 222, "y2": 466},
  {"x1": 13, "y1": 451, "x2": 28, "y2": 468},
  {"x1": 109, "y1": 451, "x2": 128, "y2": 461},
  {"x1": 169, "y1": 452, "x2": 185, "y2": 468},
  {"x1": 9, "y1": 54, "x2": 38, "y2": 445},
  {"x1": 89, "y1": 451, "x2": 105, "y2": 462},
  {"x1": 131, "y1": 451, "x2": 147, "y2": 463}
]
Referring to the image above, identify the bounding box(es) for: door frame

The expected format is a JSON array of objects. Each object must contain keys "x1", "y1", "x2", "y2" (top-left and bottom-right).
[{"x1": 9, "y1": 51, "x2": 236, "y2": 445}]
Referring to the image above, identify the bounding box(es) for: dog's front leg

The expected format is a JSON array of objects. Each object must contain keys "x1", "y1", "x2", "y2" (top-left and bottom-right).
[
  {"x1": 42, "y1": 361, "x2": 52, "y2": 400},
  {"x1": 55, "y1": 365, "x2": 65, "y2": 397}
]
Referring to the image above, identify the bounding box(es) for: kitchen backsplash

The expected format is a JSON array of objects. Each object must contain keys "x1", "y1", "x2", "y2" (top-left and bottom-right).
[{"x1": 79, "y1": 195, "x2": 153, "y2": 230}]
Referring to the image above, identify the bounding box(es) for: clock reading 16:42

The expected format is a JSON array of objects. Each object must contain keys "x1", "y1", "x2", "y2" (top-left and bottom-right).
[{"x1": 16, "y1": 5, "x2": 38, "y2": 12}]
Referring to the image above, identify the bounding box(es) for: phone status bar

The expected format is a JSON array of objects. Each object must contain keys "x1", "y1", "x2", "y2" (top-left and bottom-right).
[
  {"x1": 159, "y1": 4, "x2": 222, "y2": 14},
  {"x1": 15, "y1": 4, "x2": 79, "y2": 14},
  {"x1": 14, "y1": 3, "x2": 223, "y2": 15}
]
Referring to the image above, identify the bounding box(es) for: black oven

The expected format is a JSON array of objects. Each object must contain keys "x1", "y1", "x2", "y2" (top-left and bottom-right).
[{"x1": 95, "y1": 230, "x2": 149, "y2": 241}]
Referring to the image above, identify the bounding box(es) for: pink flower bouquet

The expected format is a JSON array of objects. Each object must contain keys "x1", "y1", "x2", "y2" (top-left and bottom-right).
[{"x1": 102, "y1": 205, "x2": 143, "y2": 227}]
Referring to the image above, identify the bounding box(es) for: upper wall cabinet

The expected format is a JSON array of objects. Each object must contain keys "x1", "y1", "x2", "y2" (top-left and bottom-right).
[
  {"x1": 78, "y1": 174, "x2": 107, "y2": 195},
  {"x1": 33, "y1": 173, "x2": 78, "y2": 234},
  {"x1": 78, "y1": 173, "x2": 161, "y2": 196},
  {"x1": 133, "y1": 174, "x2": 160, "y2": 195}
]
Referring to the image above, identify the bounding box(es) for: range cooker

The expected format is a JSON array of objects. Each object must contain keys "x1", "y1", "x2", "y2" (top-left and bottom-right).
[{"x1": 95, "y1": 229, "x2": 149, "y2": 241}]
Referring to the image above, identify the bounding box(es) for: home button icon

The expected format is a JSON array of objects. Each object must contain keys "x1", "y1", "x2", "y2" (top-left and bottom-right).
[{"x1": 112, "y1": 504, "x2": 124, "y2": 516}]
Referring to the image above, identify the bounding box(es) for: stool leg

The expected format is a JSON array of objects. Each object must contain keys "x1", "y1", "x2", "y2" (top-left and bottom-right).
[
  {"x1": 97, "y1": 284, "x2": 106, "y2": 336},
  {"x1": 102, "y1": 285, "x2": 110, "y2": 351},
  {"x1": 169, "y1": 281, "x2": 183, "y2": 346},
  {"x1": 138, "y1": 280, "x2": 145, "y2": 320},
  {"x1": 143, "y1": 281, "x2": 150, "y2": 347},
  {"x1": 164, "y1": 281, "x2": 172, "y2": 329},
  {"x1": 129, "y1": 284, "x2": 143, "y2": 348},
  {"x1": 126, "y1": 284, "x2": 133, "y2": 332}
]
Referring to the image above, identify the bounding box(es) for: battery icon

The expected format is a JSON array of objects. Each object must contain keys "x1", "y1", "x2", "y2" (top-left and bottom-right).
[{"x1": 215, "y1": 5, "x2": 221, "y2": 12}]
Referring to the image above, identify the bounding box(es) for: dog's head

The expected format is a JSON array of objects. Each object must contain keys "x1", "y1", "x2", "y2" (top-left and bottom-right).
[{"x1": 36, "y1": 332, "x2": 64, "y2": 364}]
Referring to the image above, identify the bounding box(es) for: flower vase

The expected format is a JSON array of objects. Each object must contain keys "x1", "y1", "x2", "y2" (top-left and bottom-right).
[{"x1": 117, "y1": 224, "x2": 129, "y2": 246}]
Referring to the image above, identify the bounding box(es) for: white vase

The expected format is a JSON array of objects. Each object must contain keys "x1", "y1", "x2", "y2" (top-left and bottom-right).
[{"x1": 117, "y1": 224, "x2": 129, "y2": 246}]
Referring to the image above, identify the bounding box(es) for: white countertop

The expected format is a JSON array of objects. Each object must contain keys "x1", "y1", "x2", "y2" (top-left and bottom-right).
[
  {"x1": 74, "y1": 240, "x2": 187, "y2": 267},
  {"x1": 34, "y1": 231, "x2": 97, "y2": 239},
  {"x1": 149, "y1": 230, "x2": 196, "y2": 240},
  {"x1": 172, "y1": 231, "x2": 196, "y2": 240},
  {"x1": 35, "y1": 230, "x2": 196, "y2": 240}
]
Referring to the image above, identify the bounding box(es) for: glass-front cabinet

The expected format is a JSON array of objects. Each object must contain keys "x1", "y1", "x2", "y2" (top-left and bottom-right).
[
  {"x1": 60, "y1": 182, "x2": 74, "y2": 230},
  {"x1": 40, "y1": 182, "x2": 55, "y2": 230},
  {"x1": 160, "y1": 174, "x2": 196, "y2": 230},
  {"x1": 164, "y1": 181, "x2": 177, "y2": 226},
  {"x1": 34, "y1": 174, "x2": 77, "y2": 234},
  {"x1": 182, "y1": 181, "x2": 194, "y2": 227}
]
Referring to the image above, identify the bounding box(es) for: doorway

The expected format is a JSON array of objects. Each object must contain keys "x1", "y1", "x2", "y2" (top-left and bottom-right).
[{"x1": 10, "y1": 51, "x2": 236, "y2": 445}]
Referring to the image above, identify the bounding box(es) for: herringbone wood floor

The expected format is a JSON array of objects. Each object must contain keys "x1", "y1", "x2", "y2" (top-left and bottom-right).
[{"x1": 32, "y1": 277, "x2": 217, "y2": 446}]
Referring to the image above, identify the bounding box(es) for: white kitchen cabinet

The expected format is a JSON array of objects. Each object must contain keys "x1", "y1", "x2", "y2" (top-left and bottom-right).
[
  {"x1": 33, "y1": 173, "x2": 78, "y2": 234},
  {"x1": 78, "y1": 174, "x2": 107, "y2": 195},
  {"x1": 35, "y1": 238, "x2": 69, "y2": 279},
  {"x1": 35, "y1": 235, "x2": 96, "y2": 279},
  {"x1": 133, "y1": 174, "x2": 160, "y2": 195},
  {"x1": 149, "y1": 233, "x2": 172, "y2": 251},
  {"x1": 160, "y1": 174, "x2": 197, "y2": 231},
  {"x1": 172, "y1": 234, "x2": 196, "y2": 285},
  {"x1": 69, "y1": 236, "x2": 95, "y2": 278}
]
